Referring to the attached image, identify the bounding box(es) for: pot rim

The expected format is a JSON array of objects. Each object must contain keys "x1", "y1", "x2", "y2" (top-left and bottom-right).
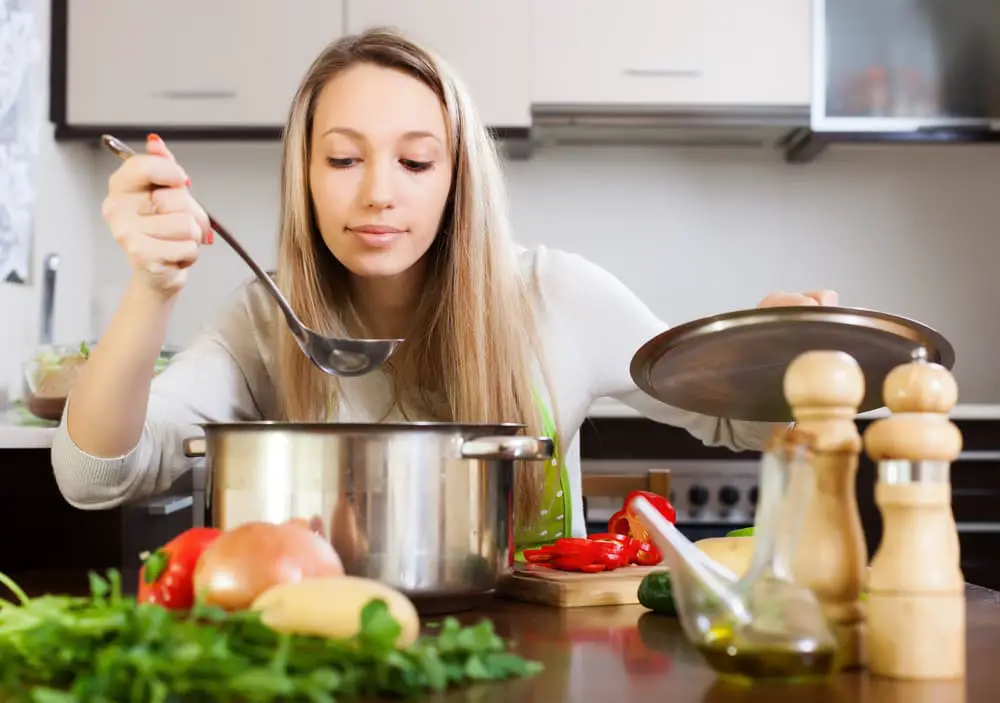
[{"x1": 196, "y1": 420, "x2": 528, "y2": 433}]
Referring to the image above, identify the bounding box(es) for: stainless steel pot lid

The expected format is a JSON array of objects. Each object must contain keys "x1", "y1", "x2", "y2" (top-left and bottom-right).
[{"x1": 629, "y1": 306, "x2": 955, "y2": 423}]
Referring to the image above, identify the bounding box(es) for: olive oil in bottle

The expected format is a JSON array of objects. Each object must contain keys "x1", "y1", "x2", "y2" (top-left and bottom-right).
[{"x1": 696, "y1": 639, "x2": 837, "y2": 683}]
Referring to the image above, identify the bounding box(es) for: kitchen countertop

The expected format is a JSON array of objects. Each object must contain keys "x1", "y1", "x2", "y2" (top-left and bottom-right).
[
  {"x1": 7, "y1": 571, "x2": 998, "y2": 701},
  {"x1": 0, "y1": 412, "x2": 56, "y2": 450},
  {"x1": 587, "y1": 397, "x2": 1000, "y2": 421},
  {"x1": 4, "y1": 399, "x2": 1000, "y2": 450}
]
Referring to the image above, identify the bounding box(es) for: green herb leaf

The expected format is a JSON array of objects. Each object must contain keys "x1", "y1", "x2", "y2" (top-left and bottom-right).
[
  {"x1": 141, "y1": 550, "x2": 169, "y2": 584},
  {"x1": 358, "y1": 599, "x2": 401, "y2": 650}
]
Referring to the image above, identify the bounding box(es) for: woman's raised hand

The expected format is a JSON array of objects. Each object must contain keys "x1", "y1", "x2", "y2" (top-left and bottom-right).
[{"x1": 101, "y1": 133, "x2": 213, "y2": 295}]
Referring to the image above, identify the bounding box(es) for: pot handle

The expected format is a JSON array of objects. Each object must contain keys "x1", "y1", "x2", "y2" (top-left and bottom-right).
[
  {"x1": 460, "y1": 436, "x2": 555, "y2": 462},
  {"x1": 183, "y1": 437, "x2": 207, "y2": 458}
]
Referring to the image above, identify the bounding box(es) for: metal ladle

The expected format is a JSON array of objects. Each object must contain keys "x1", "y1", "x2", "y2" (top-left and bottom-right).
[{"x1": 100, "y1": 134, "x2": 402, "y2": 377}]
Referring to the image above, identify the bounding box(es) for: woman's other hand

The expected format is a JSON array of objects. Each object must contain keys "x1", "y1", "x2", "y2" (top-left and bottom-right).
[{"x1": 756, "y1": 289, "x2": 839, "y2": 308}]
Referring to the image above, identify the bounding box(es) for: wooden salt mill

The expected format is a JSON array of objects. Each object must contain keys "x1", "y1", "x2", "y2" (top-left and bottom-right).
[
  {"x1": 862, "y1": 346, "x2": 965, "y2": 680},
  {"x1": 783, "y1": 350, "x2": 868, "y2": 670}
]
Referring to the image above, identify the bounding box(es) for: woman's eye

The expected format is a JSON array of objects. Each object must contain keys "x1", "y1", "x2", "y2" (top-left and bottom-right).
[
  {"x1": 327, "y1": 157, "x2": 357, "y2": 168},
  {"x1": 401, "y1": 159, "x2": 433, "y2": 173}
]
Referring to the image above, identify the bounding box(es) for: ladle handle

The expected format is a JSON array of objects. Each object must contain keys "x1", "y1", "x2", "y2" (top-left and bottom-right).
[{"x1": 99, "y1": 134, "x2": 305, "y2": 336}]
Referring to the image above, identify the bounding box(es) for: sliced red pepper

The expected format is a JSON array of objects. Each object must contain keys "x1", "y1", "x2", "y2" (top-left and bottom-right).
[
  {"x1": 634, "y1": 541, "x2": 662, "y2": 566},
  {"x1": 554, "y1": 537, "x2": 594, "y2": 550},
  {"x1": 523, "y1": 548, "x2": 553, "y2": 563},
  {"x1": 589, "y1": 532, "x2": 629, "y2": 544},
  {"x1": 552, "y1": 553, "x2": 595, "y2": 571},
  {"x1": 524, "y1": 534, "x2": 646, "y2": 573},
  {"x1": 599, "y1": 550, "x2": 630, "y2": 570},
  {"x1": 608, "y1": 509, "x2": 631, "y2": 535},
  {"x1": 624, "y1": 490, "x2": 677, "y2": 543}
]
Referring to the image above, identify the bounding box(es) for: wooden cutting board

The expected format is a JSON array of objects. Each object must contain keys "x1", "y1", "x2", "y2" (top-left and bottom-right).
[{"x1": 497, "y1": 563, "x2": 665, "y2": 608}]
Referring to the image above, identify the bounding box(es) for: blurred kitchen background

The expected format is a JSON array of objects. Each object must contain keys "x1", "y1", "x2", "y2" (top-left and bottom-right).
[
  {"x1": 6, "y1": 0, "x2": 1000, "y2": 589},
  {"x1": 1, "y1": 0, "x2": 999, "y2": 403}
]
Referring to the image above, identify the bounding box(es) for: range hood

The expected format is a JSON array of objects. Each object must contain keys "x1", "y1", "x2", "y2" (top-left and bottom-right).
[
  {"x1": 512, "y1": 0, "x2": 1000, "y2": 164},
  {"x1": 785, "y1": 0, "x2": 1000, "y2": 162},
  {"x1": 527, "y1": 104, "x2": 809, "y2": 153}
]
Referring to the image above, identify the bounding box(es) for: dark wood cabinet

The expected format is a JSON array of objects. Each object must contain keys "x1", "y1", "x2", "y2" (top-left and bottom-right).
[{"x1": 0, "y1": 448, "x2": 195, "y2": 596}]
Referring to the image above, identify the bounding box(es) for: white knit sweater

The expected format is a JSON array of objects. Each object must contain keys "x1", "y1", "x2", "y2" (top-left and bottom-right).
[{"x1": 50, "y1": 245, "x2": 775, "y2": 536}]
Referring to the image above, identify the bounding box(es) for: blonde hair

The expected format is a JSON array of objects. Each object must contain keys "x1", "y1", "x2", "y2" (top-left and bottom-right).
[{"x1": 274, "y1": 27, "x2": 554, "y2": 528}]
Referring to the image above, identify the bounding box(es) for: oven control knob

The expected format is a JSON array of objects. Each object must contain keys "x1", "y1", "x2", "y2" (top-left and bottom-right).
[
  {"x1": 688, "y1": 485, "x2": 710, "y2": 506},
  {"x1": 719, "y1": 485, "x2": 740, "y2": 507},
  {"x1": 748, "y1": 486, "x2": 759, "y2": 505}
]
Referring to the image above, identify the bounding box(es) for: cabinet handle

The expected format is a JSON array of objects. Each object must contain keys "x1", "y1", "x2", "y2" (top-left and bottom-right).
[
  {"x1": 153, "y1": 90, "x2": 238, "y2": 100},
  {"x1": 141, "y1": 495, "x2": 194, "y2": 515},
  {"x1": 623, "y1": 68, "x2": 702, "y2": 78}
]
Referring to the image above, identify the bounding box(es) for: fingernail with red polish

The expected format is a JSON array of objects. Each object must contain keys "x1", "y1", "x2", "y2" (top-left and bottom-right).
[
  {"x1": 147, "y1": 133, "x2": 162, "y2": 144},
  {"x1": 184, "y1": 176, "x2": 191, "y2": 187}
]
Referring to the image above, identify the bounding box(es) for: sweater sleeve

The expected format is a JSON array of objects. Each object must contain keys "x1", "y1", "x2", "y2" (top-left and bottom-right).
[
  {"x1": 537, "y1": 248, "x2": 780, "y2": 452},
  {"x1": 50, "y1": 281, "x2": 275, "y2": 509}
]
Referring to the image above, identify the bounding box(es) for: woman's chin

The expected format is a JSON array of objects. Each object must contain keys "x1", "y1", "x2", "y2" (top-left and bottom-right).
[{"x1": 337, "y1": 252, "x2": 419, "y2": 280}]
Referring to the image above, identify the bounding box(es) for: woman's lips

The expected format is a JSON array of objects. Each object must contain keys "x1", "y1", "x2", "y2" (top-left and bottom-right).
[{"x1": 347, "y1": 225, "x2": 405, "y2": 248}]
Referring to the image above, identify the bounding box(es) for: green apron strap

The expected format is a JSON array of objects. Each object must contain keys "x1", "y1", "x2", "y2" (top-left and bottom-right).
[{"x1": 513, "y1": 387, "x2": 573, "y2": 561}]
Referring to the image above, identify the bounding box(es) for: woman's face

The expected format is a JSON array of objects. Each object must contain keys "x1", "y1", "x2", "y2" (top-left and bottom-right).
[{"x1": 309, "y1": 62, "x2": 453, "y2": 280}]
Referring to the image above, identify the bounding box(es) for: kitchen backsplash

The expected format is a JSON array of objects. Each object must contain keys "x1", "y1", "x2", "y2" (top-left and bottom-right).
[{"x1": 4, "y1": 136, "x2": 999, "y2": 404}]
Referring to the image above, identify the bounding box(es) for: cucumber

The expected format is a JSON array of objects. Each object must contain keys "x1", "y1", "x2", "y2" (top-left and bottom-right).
[{"x1": 637, "y1": 570, "x2": 676, "y2": 616}]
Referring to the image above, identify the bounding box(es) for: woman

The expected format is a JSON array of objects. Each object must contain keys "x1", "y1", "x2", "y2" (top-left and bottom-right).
[{"x1": 51, "y1": 28, "x2": 836, "y2": 548}]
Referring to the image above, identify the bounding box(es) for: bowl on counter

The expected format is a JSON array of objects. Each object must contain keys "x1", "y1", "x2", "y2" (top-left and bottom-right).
[{"x1": 22, "y1": 340, "x2": 177, "y2": 421}]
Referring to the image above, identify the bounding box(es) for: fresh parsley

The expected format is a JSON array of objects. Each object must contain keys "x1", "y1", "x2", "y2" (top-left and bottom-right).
[{"x1": 0, "y1": 570, "x2": 541, "y2": 702}]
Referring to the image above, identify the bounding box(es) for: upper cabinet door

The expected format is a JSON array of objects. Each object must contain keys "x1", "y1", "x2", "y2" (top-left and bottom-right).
[
  {"x1": 345, "y1": 0, "x2": 532, "y2": 127},
  {"x1": 530, "y1": 0, "x2": 811, "y2": 107},
  {"x1": 66, "y1": 1, "x2": 345, "y2": 127}
]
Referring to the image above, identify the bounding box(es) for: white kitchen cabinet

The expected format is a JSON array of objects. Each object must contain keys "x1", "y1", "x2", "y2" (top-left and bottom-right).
[
  {"x1": 65, "y1": 1, "x2": 345, "y2": 127},
  {"x1": 530, "y1": 0, "x2": 812, "y2": 107},
  {"x1": 345, "y1": 0, "x2": 532, "y2": 127}
]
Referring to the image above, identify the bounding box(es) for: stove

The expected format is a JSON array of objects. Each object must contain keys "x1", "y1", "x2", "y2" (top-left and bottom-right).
[{"x1": 582, "y1": 459, "x2": 760, "y2": 539}]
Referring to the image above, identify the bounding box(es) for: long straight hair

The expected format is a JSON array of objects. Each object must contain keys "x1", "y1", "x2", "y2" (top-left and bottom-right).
[{"x1": 272, "y1": 27, "x2": 557, "y2": 529}]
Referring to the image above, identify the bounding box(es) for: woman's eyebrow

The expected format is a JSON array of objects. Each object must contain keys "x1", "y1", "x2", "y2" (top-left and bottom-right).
[{"x1": 319, "y1": 126, "x2": 442, "y2": 143}]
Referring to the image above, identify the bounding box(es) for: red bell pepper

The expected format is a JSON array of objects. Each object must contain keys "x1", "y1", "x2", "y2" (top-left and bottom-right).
[
  {"x1": 136, "y1": 527, "x2": 222, "y2": 610},
  {"x1": 634, "y1": 540, "x2": 661, "y2": 565},
  {"x1": 608, "y1": 509, "x2": 631, "y2": 535},
  {"x1": 624, "y1": 490, "x2": 677, "y2": 544},
  {"x1": 523, "y1": 532, "x2": 665, "y2": 572},
  {"x1": 521, "y1": 490, "x2": 677, "y2": 573}
]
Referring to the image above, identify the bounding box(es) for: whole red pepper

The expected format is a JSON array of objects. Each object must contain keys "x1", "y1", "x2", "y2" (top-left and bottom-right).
[
  {"x1": 624, "y1": 490, "x2": 677, "y2": 543},
  {"x1": 137, "y1": 526, "x2": 222, "y2": 610}
]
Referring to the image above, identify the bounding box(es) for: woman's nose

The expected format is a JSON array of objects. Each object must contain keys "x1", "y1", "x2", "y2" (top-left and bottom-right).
[{"x1": 361, "y1": 158, "x2": 394, "y2": 209}]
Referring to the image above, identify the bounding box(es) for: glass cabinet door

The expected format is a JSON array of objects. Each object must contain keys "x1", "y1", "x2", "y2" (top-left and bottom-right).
[{"x1": 814, "y1": 0, "x2": 1000, "y2": 130}]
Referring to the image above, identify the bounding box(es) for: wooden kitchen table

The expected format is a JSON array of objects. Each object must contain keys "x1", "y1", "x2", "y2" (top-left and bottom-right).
[
  {"x1": 416, "y1": 584, "x2": 999, "y2": 703},
  {"x1": 8, "y1": 575, "x2": 995, "y2": 702}
]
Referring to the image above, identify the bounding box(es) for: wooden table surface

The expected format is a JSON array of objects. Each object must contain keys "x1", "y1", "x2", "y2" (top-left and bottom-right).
[
  {"x1": 8, "y1": 572, "x2": 995, "y2": 702},
  {"x1": 421, "y1": 584, "x2": 999, "y2": 702}
]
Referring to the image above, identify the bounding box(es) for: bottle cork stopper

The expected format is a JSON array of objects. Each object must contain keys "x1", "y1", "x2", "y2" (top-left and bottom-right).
[
  {"x1": 864, "y1": 347, "x2": 963, "y2": 462},
  {"x1": 783, "y1": 350, "x2": 865, "y2": 419}
]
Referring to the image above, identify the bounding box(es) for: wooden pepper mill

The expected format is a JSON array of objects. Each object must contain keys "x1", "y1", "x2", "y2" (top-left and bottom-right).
[
  {"x1": 862, "y1": 346, "x2": 965, "y2": 680},
  {"x1": 783, "y1": 350, "x2": 868, "y2": 670}
]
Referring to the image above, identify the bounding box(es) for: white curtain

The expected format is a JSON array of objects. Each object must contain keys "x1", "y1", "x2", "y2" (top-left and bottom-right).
[{"x1": 0, "y1": 0, "x2": 43, "y2": 284}]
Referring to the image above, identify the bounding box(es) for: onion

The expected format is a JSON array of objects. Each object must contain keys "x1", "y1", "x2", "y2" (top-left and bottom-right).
[{"x1": 193, "y1": 520, "x2": 344, "y2": 611}]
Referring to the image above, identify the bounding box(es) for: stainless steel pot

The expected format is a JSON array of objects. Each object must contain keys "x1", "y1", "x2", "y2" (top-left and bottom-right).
[{"x1": 182, "y1": 421, "x2": 554, "y2": 613}]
